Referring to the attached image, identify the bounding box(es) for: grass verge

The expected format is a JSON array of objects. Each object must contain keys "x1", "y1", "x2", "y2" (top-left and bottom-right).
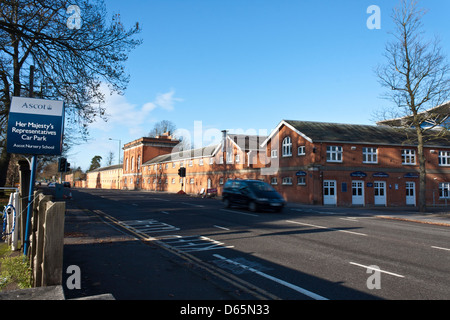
[{"x1": 0, "y1": 242, "x2": 32, "y2": 291}]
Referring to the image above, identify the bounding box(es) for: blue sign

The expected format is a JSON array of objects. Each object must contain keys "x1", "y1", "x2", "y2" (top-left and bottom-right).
[
  {"x1": 296, "y1": 171, "x2": 307, "y2": 176},
  {"x1": 350, "y1": 171, "x2": 367, "y2": 177},
  {"x1": 373, "y1": 172, "x2": 389, "y2": 178},
  {"x1": 404, "y1": 172, "x2": 419, "y2": 178},
  {"x1": 6, "y1": 97, "x2": 64, "y2": 155}
]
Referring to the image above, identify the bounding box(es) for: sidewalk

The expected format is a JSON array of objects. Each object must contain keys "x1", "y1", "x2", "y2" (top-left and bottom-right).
[
  {"x1": 62, "y1": 201, "x2": 247, "y2": 300},
  {"x1": 286, "y1": 202, "x2": 450, "y2": 227}
]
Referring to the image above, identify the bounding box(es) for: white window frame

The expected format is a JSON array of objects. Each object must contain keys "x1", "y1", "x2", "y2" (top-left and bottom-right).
[
  {"x1": 271, "y1": 149, "x2": 278, "y2": 158},
  {"x1": 438, "y1": 151, "x2": 450, "y2": 166},
  {"x1": 297, "y1": 176, "x2": 306, "y2": 185},
  {"x1": 402, "y1": 149, "x2": 416, "y2": 165},
  {"x1": 282, "y1": 137, "x2": 292, "y2": 157},
  {"x1": 326, "y1": 146, "x2": 343, "y2": 162},
  {"x1": 271, "y1": 177, "x2": 278, "y2": 185},
  {"x1": 439, "y1": 182, "x2": 450, "y2": 199},
  {"x1": 282, "y1": 177, "x2": 293, "y2": 185},
  {"x1": 297, "y1": 146, "x2": 305, "y2": 156},
  {"x1": 235, "y1": 154, "x2": 240, "y2": 163},
  {"x1": 363, "y1": 147, "x2": 378, "y2": 164},
  {"x1": 226, "y1": 152, "x2": 234, "y2": 163},
  {"x1": 199, "y1": 158, "x2": 204, "y2": 166}
]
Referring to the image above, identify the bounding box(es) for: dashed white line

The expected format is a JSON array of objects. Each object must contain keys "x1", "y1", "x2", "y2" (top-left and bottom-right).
[
  {"x1": 220, "y1": 209, "x2": 259, "y2": 217},
  {"x1": 214, "y1": 225, "x2": 230, "y2": 231},
  {"x1": 213, "y1": 254, "x2": 328, "y2": 300},
  {"x1": 285, "y1": 220, "x2": 368, "y2": 236},
  {"x1": 181, "y1": 202, "x2": 205, "y2": 208},
  {"x1": 431, "y1": 246, "x2": 450, "y2": 252},
  {"x1": 349, "y1": 262, "x2": 405, "y2": 278}
]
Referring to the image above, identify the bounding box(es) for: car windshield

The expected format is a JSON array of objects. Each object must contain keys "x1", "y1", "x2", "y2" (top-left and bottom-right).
[{"x1": 247, "y1": 181, "x2": 277, "y2": 195}]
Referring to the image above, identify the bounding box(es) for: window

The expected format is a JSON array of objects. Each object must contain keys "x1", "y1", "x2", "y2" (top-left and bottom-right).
[
  {"x1": 209, "y1": 157, "x2": 214, "y2": 165},
  {"x1": 298, "y1": 146, "x2": 305, "y2": 156},
  {"x1": 219, "y1": 156, "x2": 223, "y2": 164},
  {"x1": 438, "y1": 151, "x2": 450, "y2": 166},
  {"x1": 271, "y1": 149, "x2": 278, "y2": 158},
  {"x1": 326, "y1": 146, "x2": 343, "y2": 162},
  {"x1": 235, "y1": 154, "x2": 240, "y2": 163},
  {"x1": 282, "y1": 177, "x2": 292, "y2": 185},
  {"x1": 363, "y1": 147, "x2": 378, "y2": 163},
  {"x1": 402, "y1": 149, "x2": 416, "y2": 165},
  {"x1": 439, "y1": 183, "x2": 450, "y2": 199},
  {"x1": 297, "y1": 177, "x2": 306, "y2": 185},
  {"x1": 226, "y1": 152, "x2": 233, "y2": 163},
  {"x1": 190, "y1": 178, "x2": 194, "y2": 184},
  {"x1": 137, "y1": 156, "x2": 141, "y2": 171},
  {"x1": 282, "y1": 137, "x2": 292, "y2": 157},
  {"x1": 219, "y1": 177, "x2": 224, "y2": 185},
  {"x1": 271, "y1": 177, "x2": 278, "y2": 185},
  {"x1": 131, "y1": 157, "x2": 134, "y2": 170},
  {"x1": 199, "y1": 158, "x2": 204, "y2": 166},
  {"x1": 172, "y1": 162, "x2": 176, "y2": 168}
]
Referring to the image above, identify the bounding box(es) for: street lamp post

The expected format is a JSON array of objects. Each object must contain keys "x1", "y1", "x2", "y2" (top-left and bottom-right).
[{"x1": 109, "y1": 138, "x2": 121, "y2": 189}]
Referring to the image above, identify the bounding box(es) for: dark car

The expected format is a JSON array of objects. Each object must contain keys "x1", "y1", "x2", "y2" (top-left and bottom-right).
[
  {"x1": 63, "y1": 181, "x2": 71, "y2": 188},
  {"x1": 222, "y1": 179, "x2": 286, "y2": 212}
]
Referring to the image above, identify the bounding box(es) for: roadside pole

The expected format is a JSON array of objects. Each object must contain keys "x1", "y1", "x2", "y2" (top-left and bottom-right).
[{"x1": 23, "y1": 66, "x2": 35, "y2": 257}]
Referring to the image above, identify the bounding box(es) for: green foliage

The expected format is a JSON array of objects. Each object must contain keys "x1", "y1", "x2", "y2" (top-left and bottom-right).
[{"x1": 0, "y1": 255, "x2": 32, "y2": 290}]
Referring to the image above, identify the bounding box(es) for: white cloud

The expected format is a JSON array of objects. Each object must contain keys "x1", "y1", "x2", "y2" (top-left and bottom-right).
[{"x1": 90, "y1": 84, "x2": 183, "y2": 136}]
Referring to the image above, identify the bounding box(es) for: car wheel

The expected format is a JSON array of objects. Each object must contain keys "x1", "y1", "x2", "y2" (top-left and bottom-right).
[
  {"x1": 248, "y1": 201, "x2": 257, "y2": 212},
  {"x1": 223, "y1": 198, "x2": 231, "y2": 208}
]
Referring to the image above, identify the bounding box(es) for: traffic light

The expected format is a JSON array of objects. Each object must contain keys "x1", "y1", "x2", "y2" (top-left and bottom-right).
[
  {"x1": 58, "y1": 157, "x2": 67, "y2": 172},
  {"x1": 65, "y1": 162, "x2": 71, "y2": 172},
  {"x1": 178, "y1": 167, "x2": 186, "y2": 177}
]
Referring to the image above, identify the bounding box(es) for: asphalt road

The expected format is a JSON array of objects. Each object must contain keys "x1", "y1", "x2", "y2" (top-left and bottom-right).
[{"x1": 63, "y1": 188, "x2": 450, "y2": 300}]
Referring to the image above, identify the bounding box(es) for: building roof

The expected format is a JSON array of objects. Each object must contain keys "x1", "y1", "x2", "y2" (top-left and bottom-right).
[
  {"x1": 89, "y1": 164, "x2": 123, "y2": 173},
  {"x1": 143, "y1": 144, "x2": 219, "y2": 165},
  {"x1": 142, "y1": 133, "x2": 267, "y2": 165},
  {"x1": 376, "y1": 101, "x2": 450, "y2": 128},
  {"x1": 263, "y1": 120, "x2": 450, "y2": 147}
]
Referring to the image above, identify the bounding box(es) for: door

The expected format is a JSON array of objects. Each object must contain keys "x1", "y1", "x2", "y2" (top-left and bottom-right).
[
  {"x1": 374, "y1": 181, "x2": 386, "y2": 206},
  {"x1": 323, "y1": 180, "x2": 337, "y2": 205},
  {"x1": 352, "y1": 181, "x2": 365, "y2": 206},
  {"x1": 406, "y1": 182, "x2": 416, "y2": 206}
]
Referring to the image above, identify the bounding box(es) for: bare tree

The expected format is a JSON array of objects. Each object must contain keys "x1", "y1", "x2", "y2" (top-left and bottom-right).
[
  {"x1": 376, "y1": 0, "x2": 450, "y2": 212},
  {"x1": 148, "y1": 120, "x2": 177, "y2": 138},
  {"x1": 106, "y1": 151, "x2": 115, "y2": 166},
  {"x1": 0, "y1": 0, "x2": 141, "y2": 187}
]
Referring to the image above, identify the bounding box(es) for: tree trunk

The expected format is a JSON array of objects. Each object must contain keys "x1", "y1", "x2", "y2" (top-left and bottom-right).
[{"x1": 416, "y1": 127, "x2": 427, "y2": 212}]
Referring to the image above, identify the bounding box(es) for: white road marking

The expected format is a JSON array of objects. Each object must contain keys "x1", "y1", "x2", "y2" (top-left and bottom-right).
[
  {"x1": 181, "y1": 202, "x2": 205, "y2": 208},
  {"x1": 349, "y1": 262, "x2": 405, "y2": 278},
  {"x1": 431, "y1": 246, "x2": 450, "y2": 252},
  {"x1": 213, "y1": 254, "x2": 328, "y2": 300},
  {"x1": 285, "y1": 220, "x2": 368, "y2": 236},
  {"x1": 220, "y1": 209, "x2": 259, "y2": 217},
  {"x1": 214, "y1": 225, "x2": 230, "y2": 231}
]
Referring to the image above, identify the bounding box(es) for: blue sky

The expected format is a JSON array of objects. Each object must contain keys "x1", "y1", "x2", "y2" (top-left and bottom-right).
[{"x1": 68, "y1": 0, "x2": 450, "y2": 171}]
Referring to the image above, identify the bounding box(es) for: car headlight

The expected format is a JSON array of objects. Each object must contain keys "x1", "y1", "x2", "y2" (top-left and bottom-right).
[{"x1": 257, "y1": 198, "x2": 268, "y2": 202}]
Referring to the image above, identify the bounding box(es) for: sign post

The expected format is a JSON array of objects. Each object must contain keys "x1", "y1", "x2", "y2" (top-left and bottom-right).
[{"x1": 6, "y1": 95, "x2": 64, "y2": 257}]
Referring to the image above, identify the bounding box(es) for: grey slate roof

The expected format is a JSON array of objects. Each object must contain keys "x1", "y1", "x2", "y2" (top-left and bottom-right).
[
  {"x1": 284, "y1": 120, "x2": 450, "y2": 147},
  {"x1": 143, "y1": 144, "x2": 219, "y2": 165}
]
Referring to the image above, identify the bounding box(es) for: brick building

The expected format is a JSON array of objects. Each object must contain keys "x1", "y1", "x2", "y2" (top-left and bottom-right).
[{"x1": 72, "y1": 118, "x2": 450, "y2": 208}]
